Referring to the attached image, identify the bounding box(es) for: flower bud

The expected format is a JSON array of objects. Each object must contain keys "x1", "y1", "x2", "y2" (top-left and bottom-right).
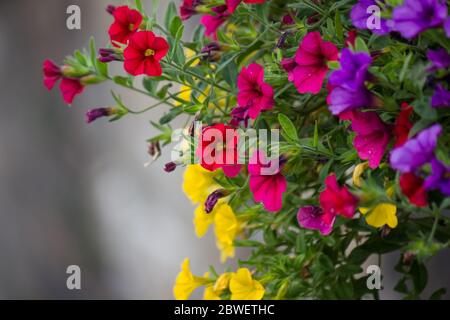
[
  {"x1": 98, "y1": 48, "x2": 123, "y2": 63},
  {"x1": 80, "y1": 74, "x2": 106, "y2": 85},
  {"x1": 164, "y1": 162, "x2": 178, "y2": 173},
  {"x1": 204, "y1": 189, "x2": 228, "y2": 213},
  {"x1": 148, "y1": 141, "x2": 161, "y2": 160},
  {"x1": 201, "y1": 42, "x2": 222, "y2": 62},
  {"x1": 86, "y1": 107, "x2": 117, "y2": 123},
  {"x1": 106, "y1": 5, "x2": 116, "y2": 15}
]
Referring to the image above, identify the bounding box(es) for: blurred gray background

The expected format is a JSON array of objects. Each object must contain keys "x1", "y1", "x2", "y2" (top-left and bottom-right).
[{"x1": 0, "y1": 0, "x2": 448, "y2": 300}]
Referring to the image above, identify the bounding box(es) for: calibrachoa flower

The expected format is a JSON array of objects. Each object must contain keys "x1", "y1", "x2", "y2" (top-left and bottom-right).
[
  {"x1": 319, "y1": 174, "x2": 359, "y2": 224},
  {"x1": 173, "y1": 258, "x2": 211, "y2": 300},
  {"x1": 43, "y1": 60, "x2": 84, "y2": 104},
  {"x1": 400, "y1": 173, "x2": 428, "y2": 207},
  {"x1": 180, "y1": 0, "x2": 202, "y2": 21},
  {"x1": 328, "y1": 49, "x2": 373, "y2": 115},
  {"x1": 229, "y1": 268, "x2": 265, "y2": 300},
  {"x1": 282, "y1": 32, "x2": 338, "y2": 94},
  {"x1": 360, "y1": 203, "x2": 398, "y2": 229},
  {"x1": 432, "y1": 84, "x2": 450, "y2": 108},
  {"x1": 124, "y1": 31, "x2": 169, "y2": 76},
  {"x1": 352, "y1": 162, "x2": 370, "y2": 187},
  {"x1": 200, "y1": 5, "x2": 230, "y2": 40},
  {"x1": 394, "y1": 102, "x2": 414, "y2": 147},
  {"x1": 390, "y1": 124, "x2": 442, "y2": 173},
  {"x1": 297, "y1": 206, "x2": 334, "y2": 236},
  {"x1": 341, "y1": 111, "x2": 391, "y2": 169},
  {"x1": 183, "y1": 164, "x2": 220, "y2": 204},
  {"x1": 108, "y1": 5, "x2": 143, "y2": 45},
  {"x1": 204, "y1": 273, "x2": 232, "y2": 300},
  {"x1": 350, "y1": 0, "x2": 392, "y2": 35},
  {"x1": 197, "y1": 123, "x2": 242, "y2": 177},
  {"x1": 425, "y1": 158, "x2": 450, "y2": 196},
  {"x1": 427, "y1": 48, "x2": 450, "y2": 72},
  {"x1": 226, "y1": 0, "x2": 265, "y2": 13},
  {"x1": 392, "y1": 0, "x2": 448, "y2": 39},
  {"x1": 237, "y1": 63, "x2": 274, "y2": 119},
  {"x1": 214, "y1": 203, "x2": 243, "y2": 262},
  {"x1": 248, "y1": 152, "x2": 287, "y2": 212}
]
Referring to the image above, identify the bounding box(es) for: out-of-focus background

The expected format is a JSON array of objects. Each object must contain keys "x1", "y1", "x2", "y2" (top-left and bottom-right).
[{"x1": 0, "y1": 0, "x2": 449, "y2": 300}]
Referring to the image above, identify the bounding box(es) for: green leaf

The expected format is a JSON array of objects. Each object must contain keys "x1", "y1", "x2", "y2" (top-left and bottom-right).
[
  {"x1": 335, "y1": 10, "x2": 343, "y2": 43},
  {"x1": 278, "y1": 113, "x2": 299, "y2": 141},
  {"x1": 164, "y1": 2, "x2": 178, "y2": 30},
  {"x1": 355, "y1": 37, "x2": 369, "y2": 53}
]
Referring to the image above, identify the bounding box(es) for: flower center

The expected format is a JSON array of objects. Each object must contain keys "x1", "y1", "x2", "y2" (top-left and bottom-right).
[
  {"x1": 128, "y1": 24, "x2": 135, "y2": 31},
  {"x1": 145, "y1": 49, "x2": 155, "y2": 57}
]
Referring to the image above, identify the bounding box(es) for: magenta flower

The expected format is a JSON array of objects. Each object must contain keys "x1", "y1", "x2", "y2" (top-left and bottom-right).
[
  {"x1": 248, "y1": 152, "x2": 287, "y2": 212},
  {"x1": 226, "y1": 0, "x2": 265, "y2": 13},
  {"x1": 237, "y1": 63, "x2": 274, "y2": 119},
  {"x1": 351, "y1": 0, "x2": 392, "y2": 35},
  {"x1": 427, "y1": 48, "x2": 450, "y2": 72},
  {"x1": 282, "y1": 32, "x2": 338, "y2": 94},
  {"x1": 230, "y1": 105, "x2": 250, "y2": 127},
  {"x1": 432, "y1": 84, "x2": 450, "y2": 108},
  {"x1": 390, "y1": 124, "x2": 442, "y2": 173},
  {"x1": 200, "y1": 5, "x2": 230, "y2": 40},
  {"x1": 341, "y1": 111, "x2": 391, "y2": 169},
  {"x1": 297, "y1": 206, "x2": 334, "y2": 236},
  {"x1": 425, "y1": 158, "x2": 450, "y2": 196},
  {"x1": 392, "y1": 0, "x2": 448, "y2": 39},
  {"x1": 180, "y1": 0, "x2": 202, "y2": 21}
]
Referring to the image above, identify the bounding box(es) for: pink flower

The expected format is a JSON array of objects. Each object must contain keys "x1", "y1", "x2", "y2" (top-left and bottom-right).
[
  {"x1": 200, "y1": 6, "x2": 230, "y2": 40},
  {"x1": 43, "y1": 59, "x2": 84, "y2": 105},
  {"x1": 282, "y1": 32, "x2": 338, "y2": 94},
  {"x1": 319, "y1": 174, "x2": 358, "y2": 224},
  {"x1": 226, "y1": 0, "x2": 265, "y2": 13},
  {"x1": 297, "y1": 206, "x2": 334, "y2": 236},
  {"x1": 237, "y1": 63, "x2": 274, "y2": 119},
  {"x1": 340, "y1": 110, "x2": 391, "y2": 169},
  {"x1": 248, "y1": 152, "x2": 287, "y2": 212}
]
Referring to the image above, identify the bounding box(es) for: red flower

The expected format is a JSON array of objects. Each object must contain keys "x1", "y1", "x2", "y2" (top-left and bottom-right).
[
  {"x1": 345, "y1": 30, "x2": 357, "y2": 48},
  {"x1": 394, "y1": 102, "x2": 414, "y2": 147},
  {"x1": 196, "y1": 123, "x2": 242, "y2": 177},
  {"x1": 237, "y1": 63, "x2": 274, "y2": 119},
  {"x1": 108, "y1": 6, "x2": 143, "y2": 45},
  {"x1": 319, "y1": 174, "x2": 358, "y2": 224},
  {"x1": 200, "y1": 5, "x2": 230, "y2": 40},
  {"x1": 43, "y1": 60, "x2": 84, "y2": 104},
  {"x1": 226, "y1": 0, "x2": 265, "y2": 13},
  {"x1": 180, "y1": 0, "x2": 202, "y2": 20},
  {"x1": 124, "y1": 31, "x2": 169, "y2": 77},
  {"x1": 399, "y1": 173, "x2": 428, "y2": 207},
  {"x1": 282, "y1": 32, "x2": 338, "y2": 94}
]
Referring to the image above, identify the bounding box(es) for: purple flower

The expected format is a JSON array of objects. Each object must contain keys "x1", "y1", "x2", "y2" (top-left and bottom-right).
[
  {"x1": 427, "y1": 48, "x2": 450, "y2": 71},
  {"x1": 392, "y1": 0, "x2": 448, "y2": 39},
  {"x1": 390, "y1": 124, "x2": 442, "y2": 173},
  {"x1": 297, "y1": 206, "x2": 334, "y2": 236},
  {"x1": 350, "y1": 0, "x2": 392, "y2": 35},
  {"x1": 432, "y1": 84, "x2": 450, "y2": 108},
  {"x1": 98, "y1": 48, "x2": 122, "y2": 63},
  {"x1": 425, "y1": 158, "x2": 450, "y2": 195},
  {"x1": 230, "y1": 105, "x2": 250, "y2": 127},
  {"x1": 86, "y1": 107, "x2": 115, "y2": 123},
  {"x1": 445, "y1": 17, "x2": 450, "y2": 37},
  {"x1": 328, "y1": 49, "x2": 374, "y2": 115}
]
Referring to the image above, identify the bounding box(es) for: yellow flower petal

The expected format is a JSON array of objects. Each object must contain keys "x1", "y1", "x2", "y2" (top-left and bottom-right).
[
  {"x1": 173, "y1": 258, "x2": 209, "y2": 300},
  {"x1": 353, "y1": 162, "x2": 369, "y2": 187},
  {"x1": 203, "y1": 285, "x2": 221, "y2": 300},
  {"x1": 362, "y1": 203, "x2": 397, "y2": 228},
  {"x1": 214, "y1": 204, "x2": 242, "y2": 262},
  {"x1": 183, "y1": 164, "x2": 219, "y2": 204},
  {"x1": 214, "y1": 272, "x2": 233, "y2": 293},
  {"x1": 194, "y1": 205, "x2": 216, "y2": 238},
  {"x1": 229, "y1": 268, "x2": 265, "y2": 300}
]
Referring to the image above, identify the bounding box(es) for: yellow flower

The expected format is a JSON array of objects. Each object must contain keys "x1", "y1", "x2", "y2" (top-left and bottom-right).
[
  {"x1": 203, "y1": 285, "x2": 221, "y2": 300},
  {"x1": 214, "y1": 203, "x2": 243, "y2": 262},
  {"x1": 185, "y1": 48, "x2": 200, "y2": 67},
  {"x1": 183, "y1": 164, "x2": 219, "y2": 204},
  {"x1": 194, "y1": 204, "x2": 216, "y2": 238},
  {"x1": 360, "y1": 203, "x2": 398, "y2": 228},
  {"x1": 229, "y1": 268, "x2": 265, "y2": 300},
  {"x1": 352, "y1": 162, "x2": 369, "y2": 187},
  {"x1": 203, "y1": 272, "x2": 233, "y2": 300},
  {"x1": 173, "y1": 258, "x2": 210, "y2": 300}
]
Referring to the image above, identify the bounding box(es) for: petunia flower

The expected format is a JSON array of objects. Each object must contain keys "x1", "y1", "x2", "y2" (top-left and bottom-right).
[
  {"x1": 350, "y1": 0, "x2": 392, "y2": 35},
  {"x1": 173, "y1": 258, "x2": 211, "y2": 300},
  {"x1": 297, "y1": 206, "x2": 335, "y2": 236},
  {"x1": 200, "y1": 5, "x2": 230, "y2": 40},
  {"x1": 197, "y1": 123, "x2": 242, "y2": 177},
  {"x1": 319, "y1": 174, "x2": 359, "y2": 224},
  {"x1": 427, "y1": 48, "x2": 450, "y2": 72},
  {"x1": 237, "y1": 63, "x2": 274, "y2": 119},
  {"x1": 108, "y1": 5, "x2": 143, "y2": 45},
  {"x1": 360, "y1": 203, "x2": 398, "y2": 228},
  {"x1": 424, "y1": 158, "x2": 450, "y2": 196},
  {"x1": 229, "y1": 268, "x2": 265, "y2": 300},
  {"x1": 248, "y1": 152, "x2": 287, "y2": 212},
  {"x1": 328, "y1": 49, "x2": 373, "y2": 115},
  {"x1": 400, "y1": 173, "x2": 428, "y2": 207},
  {"x1": 43, "y1": 60, "x2": 85, "y2": 104},
  {"x1": 431, "y1": 84, "x2": 450, "y2": 108},
  {"x1": 394, "y1": 102, "x2": 414, "y2": 147},
  {"x1": 226, "y1": 0, "x2": 265, "y2": 13},
  {"x1": 282, "y1": 32, "x2": 338, "y2": 94},
  {"x1": 180, "y1": 0, "x2": 202, "y2": 21},
  {"x1": 341, "y1": 110, "x2": 391, "y2": 169},
  {"x1": 123, "y1": 31, "x2": 169, "y2": 76},
  {"x1": 392, "y1": 0, "x2": 448, "y2": 39},
  {"x1": 230, "y1": 105, "x2": 250, "y2": 127},
  {"x1": 390, "y1": 124, "x2": 442, "y2": 173}
]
